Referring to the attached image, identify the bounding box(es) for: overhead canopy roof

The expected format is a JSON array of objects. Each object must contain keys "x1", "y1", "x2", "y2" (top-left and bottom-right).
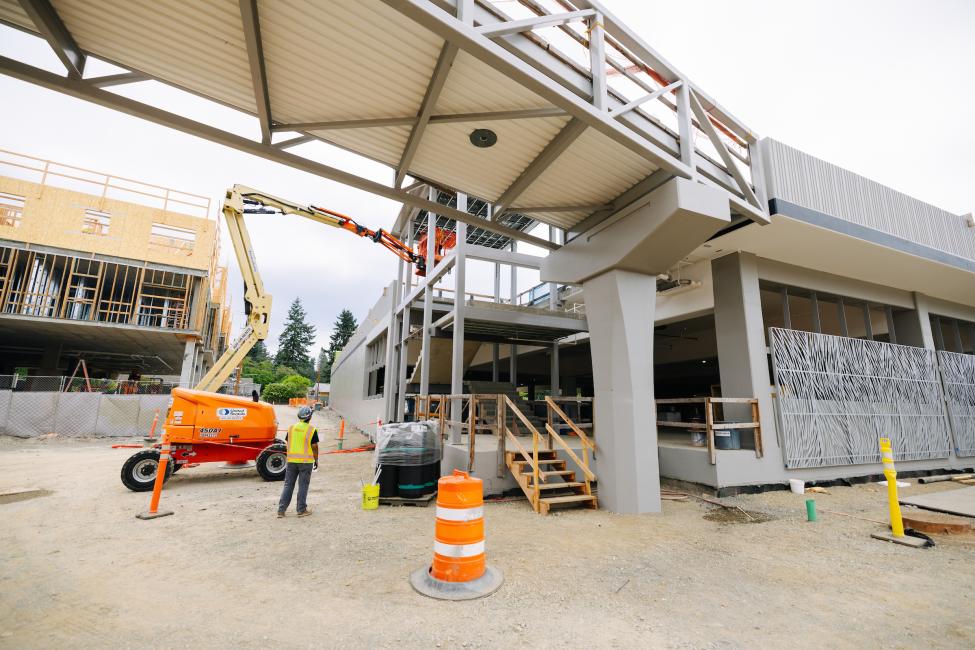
[{"x1": 0, "y1": 0, "x2": 767, "y2": 245}]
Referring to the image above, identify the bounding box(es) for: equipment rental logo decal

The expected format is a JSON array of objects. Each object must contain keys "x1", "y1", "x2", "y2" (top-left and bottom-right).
[{"x1": 216, "y1": 407, "x2": 247, "y2": 420}]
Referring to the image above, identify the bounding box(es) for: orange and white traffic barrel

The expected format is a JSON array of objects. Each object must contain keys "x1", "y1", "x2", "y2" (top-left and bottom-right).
[{"x1": 410, "y1": 470, "x2": 503, "y2": 600}]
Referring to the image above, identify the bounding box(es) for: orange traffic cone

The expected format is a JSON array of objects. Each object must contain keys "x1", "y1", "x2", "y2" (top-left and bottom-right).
[{"x1": 410, "y1": 470, "x2": 503, "y2": 600}]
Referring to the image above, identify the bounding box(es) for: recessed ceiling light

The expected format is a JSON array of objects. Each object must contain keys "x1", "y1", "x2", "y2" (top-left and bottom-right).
[{"x1": 469, "y1": 128, "x2": 497, "y2": 148}]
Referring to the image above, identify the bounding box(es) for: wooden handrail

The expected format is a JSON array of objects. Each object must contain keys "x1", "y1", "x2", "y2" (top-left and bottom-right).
[
  {"x1": 504, "y1": 395, "x2": 542, "y2": 437},
  {"x1": 504, "y1": 427, "x2": 538, "y2": 477},
  {"x1": 545, "y1": 423, "x2": 596, "y2": 481},
  {"x1": 545, "y1": 396, "x2": 594, "y2": 451}
]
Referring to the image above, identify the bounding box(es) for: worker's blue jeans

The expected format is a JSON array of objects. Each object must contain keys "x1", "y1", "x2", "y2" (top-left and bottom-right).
[{"x1": 278, "y1": 462, "x2": 313, "y2": 514}]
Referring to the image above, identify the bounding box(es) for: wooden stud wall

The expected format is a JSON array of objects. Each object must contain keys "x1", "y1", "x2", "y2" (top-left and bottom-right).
[{"x1": 0, "y1": 176, "x2": 217, "y2": 272}]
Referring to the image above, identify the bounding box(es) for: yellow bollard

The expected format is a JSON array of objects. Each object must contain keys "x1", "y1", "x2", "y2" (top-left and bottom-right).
[
  {"x1": 879, "y1": 437, "x2": 904, "y2": 538},
  {"x1": 871, "y1": 438, "x2": 927, "y2": 547}
]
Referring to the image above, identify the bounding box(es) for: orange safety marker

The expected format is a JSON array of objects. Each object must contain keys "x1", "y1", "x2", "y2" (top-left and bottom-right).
[
  {"x1": 136, "y1": 434, "x2": 174, "y2": 520},
  {"x1": 410, "y1": 470, "x2": 503, "y2": 600},
  {"x1": 337, "y1": 418, "x2": 346, "y2": 450},
  {"x1": 144, "y1": 409, "x2": 160, "y2": 441}
]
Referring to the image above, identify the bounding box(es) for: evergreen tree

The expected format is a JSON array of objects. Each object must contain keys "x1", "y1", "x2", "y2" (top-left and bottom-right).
[
  {"x1": 274, "y1": 298, "x2": 316, "y2": 378},
  {"x1": 246, "y1": 340, "x2": 270, "y2": 361},
  {"x1": 322, "y1": 309, "x2": 358, "y2": 382},
  {"x1": 316, "y1": 346, "x2": 328, "y2": 378}
]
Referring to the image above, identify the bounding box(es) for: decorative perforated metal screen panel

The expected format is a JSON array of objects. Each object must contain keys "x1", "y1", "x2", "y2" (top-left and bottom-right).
[
  {"x1": 769, "y1": 328, "x2": 951, "y2": 468},
  {"x1": 939, "y1": 350, "x2": 975, "y2": 457}
]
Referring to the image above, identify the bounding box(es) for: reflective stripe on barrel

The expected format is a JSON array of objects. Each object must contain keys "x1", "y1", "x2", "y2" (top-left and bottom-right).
[{"x1": 431, "y1": 470, "x2": 486, "y2": 583}]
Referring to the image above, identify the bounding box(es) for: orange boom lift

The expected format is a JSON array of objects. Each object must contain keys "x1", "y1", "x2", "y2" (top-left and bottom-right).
[{"x1": 120, "y1": 185, "x2": 455, "y2": 491}]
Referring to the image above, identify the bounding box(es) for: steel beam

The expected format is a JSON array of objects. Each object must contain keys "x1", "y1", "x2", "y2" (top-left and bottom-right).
[
  {"x1": 395, "y1": 43, "x2": 458, "y2": 188},
  {"x1": 18, "y1": 0, "x2": 85, "y2": 78},
  {"x1": 588, "y1": 12, "x2": 607, "y2": 111},
  {"x1": 272, "y1": 135, "x2": 314, "y2": 149},
  {"x1": 88, "y1": 72, "x2": 146, "y2": 88},
  {"x1": 477, "y1": 9, "x2": 595, "y2": 38},
  {"x1": 380, "y1": 0, "x2": 693, "y2": 179},
  {"x1": 511, "y1": 204, "x2": 608, "y2": 213},
  {"x1": 687, "y1": 89, "x2": 762, "y2": 212},
  {"x1": 610, "y1": 80, "x2": 681, "y2": 118},
  {"x1": 239, "y1": 0, "x2": 273, "y2": 144},
  {"x1": 492, "y1": 118, "x2": 586, "y2": 217},
  {"x1": 571, "y1": 0, "x2": 755, "y2": 142},
  {"x1": 450, "y1": 194, "x2": 468, "y2": 444},
  {"x1": 272, "y1": 107, "x2": 568, "y2": 132},
  {"x1": 0, "y1": 55, "x2": 557, "y2": 250}
]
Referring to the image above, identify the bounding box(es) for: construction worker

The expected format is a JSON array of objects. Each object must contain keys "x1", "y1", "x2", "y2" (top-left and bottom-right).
[{"x1": 277, "y1": 406, "x2": 319, "y2": 518}]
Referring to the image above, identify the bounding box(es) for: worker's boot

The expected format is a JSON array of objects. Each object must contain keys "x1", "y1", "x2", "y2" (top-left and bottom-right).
[{"x1": 297, "y1": 509, "x2": 313, "y2": 518}]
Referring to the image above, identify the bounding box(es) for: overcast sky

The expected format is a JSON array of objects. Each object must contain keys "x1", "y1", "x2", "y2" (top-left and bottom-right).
[{"x1": 0, "y1": 0, "x2": 972, "y2": 353}]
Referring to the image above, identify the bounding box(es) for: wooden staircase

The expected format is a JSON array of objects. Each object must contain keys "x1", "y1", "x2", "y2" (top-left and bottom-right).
[
  {"x1": 506, "y1": 449, "x2": 596, "y2": 514},
  {"x1": 501, "y1": 395, "x2": 597, "y2": 515}
]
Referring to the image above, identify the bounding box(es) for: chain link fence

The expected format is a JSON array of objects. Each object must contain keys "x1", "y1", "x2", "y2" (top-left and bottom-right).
[{"x1": 0, "y1": 375, "x2": 260, "y2": 438}]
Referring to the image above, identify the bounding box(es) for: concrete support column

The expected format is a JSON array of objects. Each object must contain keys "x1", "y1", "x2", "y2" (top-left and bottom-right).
[
  {"x1": 179, "y1": 339, "x2": 197, "y2": 387},
  {"x1": 550, "y1": 339, "x2": 560, "y2": 396},
  {"x1": 893, "y1": 292, "x2": 936, "y2": 350},
  {"x1": 711, "y1": 252, "x2": 776, "y2": 449},
  {"x1": 383, "y1": 266, "x2": 403, "y2": 422},
  {"x1": 449, "y1": 195, "x2": 467, "y2": 445},
  {"x1": 583, "y1": 269, "x2": 661, "y2": 514}
]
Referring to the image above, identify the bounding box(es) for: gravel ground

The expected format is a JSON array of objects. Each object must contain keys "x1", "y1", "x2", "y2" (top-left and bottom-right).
[{"x1": 1, "y1": 405, "x2": 974, "y2": 649}]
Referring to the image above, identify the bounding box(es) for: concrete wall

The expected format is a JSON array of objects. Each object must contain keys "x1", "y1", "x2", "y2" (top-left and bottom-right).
[{"x1": 329, "y1": 284, "x2": 394, "y2": 433}]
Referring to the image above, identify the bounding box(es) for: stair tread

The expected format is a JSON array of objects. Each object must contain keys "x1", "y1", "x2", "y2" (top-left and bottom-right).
[
  {"x1": 510, "y1": 458, "x2": 564, "y2": 465},
  {"x1": 533, "y1": 482, "x2": 586, "y2": 490},
  {"x1": 540, "y1": 494, "x2": 597, "y2": 504},
  {"x1": 521, "y1": 470, "x2": 573, "y2": 477}
]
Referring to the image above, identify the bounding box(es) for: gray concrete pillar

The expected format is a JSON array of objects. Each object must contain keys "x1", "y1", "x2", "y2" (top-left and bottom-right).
[
  {"x1": 893, "y1": 292, "x2": 936, "y2": 349},
  {"x1": 583, "y1": 269, "x2": 661, "y2": 514},
  {"x1": 711, "y1": 252, "x2": 776, "y2": 449},
  {"x1": 179, "y1": 339, "x2": 197, "y2": 387},
  {"x1": 550, "y1": 339, "x2": 560, "y2": 396}
]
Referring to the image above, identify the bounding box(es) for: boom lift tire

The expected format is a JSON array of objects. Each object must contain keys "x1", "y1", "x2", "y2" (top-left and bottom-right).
[
  {"x1": 256, "y1": 442, "x2": 288, "y2": 481},
  {"x1": 121, "y1": 449, "x2": 174, "y2": 492}
]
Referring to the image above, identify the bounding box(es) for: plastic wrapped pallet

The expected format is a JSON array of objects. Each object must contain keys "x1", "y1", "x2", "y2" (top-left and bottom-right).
[{"x1": 374, "y1": 420, "x2": 441, "y2": 467}]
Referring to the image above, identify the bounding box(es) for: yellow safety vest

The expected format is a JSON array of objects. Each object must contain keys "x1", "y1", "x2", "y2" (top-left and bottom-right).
[{"x1": 286, "y1": 421, "x2": 316, "y2": 463}]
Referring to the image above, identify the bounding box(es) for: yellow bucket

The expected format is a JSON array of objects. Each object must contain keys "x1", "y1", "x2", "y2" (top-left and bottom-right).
[{"x1": 362, "y1": 483, "x2": 380, "y2": 510}]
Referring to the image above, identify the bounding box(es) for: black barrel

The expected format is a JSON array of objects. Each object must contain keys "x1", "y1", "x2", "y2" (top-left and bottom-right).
[
  {"x1": 398, "y1": 465, "x2": 427, "y2": 499},
  {"x1": 420, "y1": 460, "x2": 441, "y2": 495},
  {"x1": 378, "y1": 465, "x2": 399, "y2": 498}
]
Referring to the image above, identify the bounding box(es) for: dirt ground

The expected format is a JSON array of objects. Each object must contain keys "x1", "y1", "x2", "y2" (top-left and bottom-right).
[{"x1": 1, "y1": 405, "x2": 974, "y2": 649}]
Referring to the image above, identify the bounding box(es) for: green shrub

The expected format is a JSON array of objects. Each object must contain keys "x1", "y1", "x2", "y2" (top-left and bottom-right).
[
  {"x1": 260, "y1": 382, "x2": 292, "y2": 403},
  {"x1": 280, "y1": 374, "x2": 311, "y2": 393}
]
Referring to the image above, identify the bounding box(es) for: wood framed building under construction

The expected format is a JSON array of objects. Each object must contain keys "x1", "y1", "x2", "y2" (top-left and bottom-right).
[{"x1": 0, "y1": 149, "x2": 231, "y2": 381}]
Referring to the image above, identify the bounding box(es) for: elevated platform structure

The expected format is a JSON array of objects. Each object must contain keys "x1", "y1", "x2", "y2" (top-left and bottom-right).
[{"x1": 0, "y1": 0, "x2": 775, "y2": 514}]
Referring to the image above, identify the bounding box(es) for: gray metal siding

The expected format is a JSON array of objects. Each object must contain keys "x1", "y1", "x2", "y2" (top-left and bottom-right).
[{"x1": 762, "y1": 139, "x2": 974, "y2": 262}]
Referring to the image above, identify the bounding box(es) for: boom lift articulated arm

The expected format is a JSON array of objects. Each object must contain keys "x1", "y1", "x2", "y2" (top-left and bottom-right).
[{"x1": 194, "y1": 184, "x2": 455, "y2": 393}]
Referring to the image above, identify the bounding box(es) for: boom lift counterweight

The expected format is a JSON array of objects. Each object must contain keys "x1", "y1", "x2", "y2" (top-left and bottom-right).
[{"x1": 120, "y1": 184, "x2": 456, "y2": 491}]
